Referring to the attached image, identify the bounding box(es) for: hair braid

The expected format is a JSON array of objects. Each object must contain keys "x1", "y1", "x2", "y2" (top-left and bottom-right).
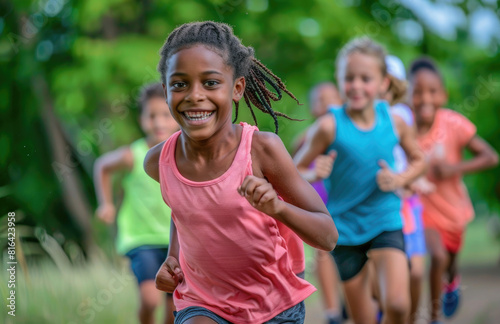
[
  {"x1": 251, "y1": 58, "x2": 300, "y2": 104},
  {"x1": 246, "y1": 75, "x2": 280, "y2": 133},
  {"x1": 243, "y1": 94, "x2": 258, "y2": 126},
  {"x1": 232, "y1": 100, "x2": 239, "y2": 123}
]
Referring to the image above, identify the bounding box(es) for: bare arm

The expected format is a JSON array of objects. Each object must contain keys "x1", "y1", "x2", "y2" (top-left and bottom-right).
[
  {"x1": 293, "y1": 114, "x2": 336, "y2": 183},
  {"x1": 93, "y1": 147, "x2": 133, "y2": 223},
  {"x1": 156, "y1": 219, "x2": 184, "y2": 293},
  {"x1": 432, "y1": 135, "x2": 499, "y2": 179},
  {"x1": 243, "y1": 131, "x2": 338, "y2": 251},
  {"x1": 143, "y1": 141, "x2": 166, "y2": 183},
  {"x1": 167, "y1": 218, "x2": 180, "y2": 260},
  {"x1": 459, "y1": 136, "x2": 498, "y2": 173},
  {"x1": 394, "y1": 115, "x2": 427, "y2": 186}
]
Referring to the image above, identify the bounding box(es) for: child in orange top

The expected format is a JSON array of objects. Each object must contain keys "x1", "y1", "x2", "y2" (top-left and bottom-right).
[{"x1": 409, "y1": 57, "x2": 498, "y2": 323}]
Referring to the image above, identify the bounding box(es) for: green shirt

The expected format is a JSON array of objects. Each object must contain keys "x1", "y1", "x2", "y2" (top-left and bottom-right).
[{"x1": 116, "y1": 138, "x2": 171, "y2": 254}]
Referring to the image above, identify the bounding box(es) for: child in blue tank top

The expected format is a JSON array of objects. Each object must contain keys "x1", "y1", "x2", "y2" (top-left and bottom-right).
[{"x1": 294, "y1": 37, "x2": 426, "y2": 324}]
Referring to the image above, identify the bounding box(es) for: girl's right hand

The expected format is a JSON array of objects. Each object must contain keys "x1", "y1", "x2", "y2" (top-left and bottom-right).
[
  {"x1": 155, "y1": 256, "x2": 184, "y2": 293},
  {"x1": 96, "y1": 204, "x2": 116, "y2": 224}
]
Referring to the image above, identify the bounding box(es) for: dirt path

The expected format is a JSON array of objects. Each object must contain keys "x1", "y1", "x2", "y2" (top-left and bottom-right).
[{"x1": 304, "y1": 264, "x2": 500, "y2": 324}]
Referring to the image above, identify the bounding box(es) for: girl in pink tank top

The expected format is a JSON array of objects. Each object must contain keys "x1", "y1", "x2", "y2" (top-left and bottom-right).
[{"x1": 144, "y1": 22, "x2": 338, "y2": 324}]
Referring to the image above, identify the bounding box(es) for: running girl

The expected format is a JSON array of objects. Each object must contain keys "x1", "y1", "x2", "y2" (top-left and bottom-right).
[
  {"x1": 409, "y1": 57, "x2": 498, "y2": 323},
  {"x1": 144, "y1": 21, "x2": 338, "y2": 324},
  {"x1": 294, "y1": 37, "x2": 426, "y2": 324}
]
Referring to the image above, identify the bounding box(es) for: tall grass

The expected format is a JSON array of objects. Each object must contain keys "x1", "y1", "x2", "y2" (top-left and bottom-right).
[
  {"x1": 0, "y1": 219, "x2": 497, "y2": 324},
  {"x1": 1, "y1": 257, "x2": 139, "y2": 324}
]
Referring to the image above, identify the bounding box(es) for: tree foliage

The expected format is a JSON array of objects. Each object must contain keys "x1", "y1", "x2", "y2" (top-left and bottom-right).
[{"x1": 2, "y1": 0, "x2": 499, "y2": 254}]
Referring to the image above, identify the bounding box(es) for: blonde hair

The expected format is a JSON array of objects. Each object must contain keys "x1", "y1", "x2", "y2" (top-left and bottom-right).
[
  {"x1": 386, "y1": 74, "x2": 408, "y2": 105},
  {"x1": 335, "y1": 37, "x2": 387, "y2": 87}
]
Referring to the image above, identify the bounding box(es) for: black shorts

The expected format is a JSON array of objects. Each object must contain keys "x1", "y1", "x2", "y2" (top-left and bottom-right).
[
  {"x1": 330, "y1": 230, "x2": 405, "y2": 281},
  {"x1": 126, "y1": 245, "x2": 169, "y2": 284}
]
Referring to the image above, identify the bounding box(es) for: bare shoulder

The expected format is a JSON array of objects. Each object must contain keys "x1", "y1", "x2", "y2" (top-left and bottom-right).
[
  {"x1": 316, "y1": 113, "x2": 336, "y2": 135},
  {"x1": 304, "y1": 113, "x2": 336, "y2": 148},
  {"x1": 252, "y1": 131, "x2": 286, "y2": 158},
  {"x1": 252, "y1": 131, "x2": 284, "y2": 155},
  {"x1": 251, "y1": 131, "x2": 290, "y2": 177},
  {"x1": 144, "y1": 141, "x2": 166, "y2": 183}
]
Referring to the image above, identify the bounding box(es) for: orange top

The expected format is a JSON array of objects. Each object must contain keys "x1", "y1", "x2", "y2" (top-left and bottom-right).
[
  {"x1": 159, "y1": 123, "x2": 315, "y2": 324},
  {"x1": 417, "y1": 109, "x2": 476, "y2": 234}
]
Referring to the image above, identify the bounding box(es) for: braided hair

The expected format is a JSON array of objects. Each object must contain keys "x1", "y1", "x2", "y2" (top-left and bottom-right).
[{"x1": 157, "y1": 21, "x2": 300, "y2": 133}]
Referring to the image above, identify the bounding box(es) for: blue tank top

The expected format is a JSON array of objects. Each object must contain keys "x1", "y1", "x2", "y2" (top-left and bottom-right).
[{"x1": 325, "y1": 101, "x2": 402, "y2": 245}]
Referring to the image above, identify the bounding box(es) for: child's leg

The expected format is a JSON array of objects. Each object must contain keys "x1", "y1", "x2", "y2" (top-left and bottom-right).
[
  {"x1": 370, "y1": 248, "x2": 410, "y2": 324},
  {"x1": 139, "y1": 280, "x2": 164, "y2": 324},
  {"x1": 408, "y1": 255, "x2": 425, "y2": 324},
  {"x1": 332, "y1": 244, "x2": 377, "y2": 324},
  {"x1": 165, "y1": 293, "x2": 175, "y2": 324},
  {"x1": 127, "y1": 246, "x2": 174, "y2": 324},
  {"x1": 446, "y1": 251, "x2": 458, "y2": 283},
  {"x1": 425, "y1": 228, "x2": 448, "y2": 321},
  {"x1": 342, "y1": 264, "x2": 378, "y2": 324},
  {"x1": 315, "y1": 249, "x2": 342, "y2": 319}
]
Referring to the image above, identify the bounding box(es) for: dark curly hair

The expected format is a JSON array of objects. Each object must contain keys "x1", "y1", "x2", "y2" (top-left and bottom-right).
[
  {"x1": 409, "y1": 56, "x2": 444, "y2": 85},
  {"x1": 136, "y1": 82, "x2": 164, "y2": 114},
  {"x1": 157, "y1": 21, "x2": 301, "y2": 133}
]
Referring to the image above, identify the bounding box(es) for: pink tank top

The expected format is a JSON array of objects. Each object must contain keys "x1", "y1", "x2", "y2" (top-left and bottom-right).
[{"x1": 159, "y1": 123, "x2": 315, "y2": 324}]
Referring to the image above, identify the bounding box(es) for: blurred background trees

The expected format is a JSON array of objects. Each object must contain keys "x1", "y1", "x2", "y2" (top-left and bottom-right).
[{"x1": 2, "y1": 0, "x2": 499, "y2": 258}]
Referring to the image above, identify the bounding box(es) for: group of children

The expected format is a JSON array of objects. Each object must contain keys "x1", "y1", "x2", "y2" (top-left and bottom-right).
[{"x1": 93, "y1": 21, "x2": 498, "y2": 324}]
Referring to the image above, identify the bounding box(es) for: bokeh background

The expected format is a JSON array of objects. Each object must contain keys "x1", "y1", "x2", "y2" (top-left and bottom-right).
[{"x1": 1, "y1": 0, "x2": 499, "y2": 323}]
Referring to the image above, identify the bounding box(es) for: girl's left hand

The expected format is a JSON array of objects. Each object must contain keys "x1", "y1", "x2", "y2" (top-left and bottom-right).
[
  {"x1": 238, "y1": 175, "x2": 284, "y2": 217},
  {"x1": 376, "y1": 160, "x2": 403, "y2": 192}
]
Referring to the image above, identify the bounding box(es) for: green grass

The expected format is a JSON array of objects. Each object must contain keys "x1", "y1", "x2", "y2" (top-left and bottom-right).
[
  {"x1": 1, "y1": 219, "x2": 498, "y2": 324},
  {"x1": 0, "y1": 259, "x2": 140, "y2": 324},
  {"x1": 460, "y1": 217, "x2": 500, "y2": 267}
]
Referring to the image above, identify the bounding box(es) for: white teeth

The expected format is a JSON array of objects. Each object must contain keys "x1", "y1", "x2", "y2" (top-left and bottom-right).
[{"x1": 184, "y1": 111, "x2": 214, "y2": 121}]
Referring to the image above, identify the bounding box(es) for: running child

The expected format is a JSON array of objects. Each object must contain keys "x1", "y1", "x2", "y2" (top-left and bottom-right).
[
  {"x1": 294, "y1": 37, "x2": 426, "y2": 324},
  {"x1": 94, "y1": 83, "x2": 179, "y2": 324},
  {"x1": 293, "y1": 82, "x2": 345, "y2": 324},
  {"x1": 408, "y1": 57, "x2": 498, "y2": 323},
  {"x1": 144, "y1": 21, "x2": 338, "y2": 324},
  {"x1": 381, "y1": 55, "x2": 427, "y2": 324}
]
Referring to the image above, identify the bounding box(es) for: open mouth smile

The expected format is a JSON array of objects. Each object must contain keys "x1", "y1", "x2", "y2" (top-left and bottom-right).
[{"x1": 183, "y1": 111, "x2": 214, "y2": 121}]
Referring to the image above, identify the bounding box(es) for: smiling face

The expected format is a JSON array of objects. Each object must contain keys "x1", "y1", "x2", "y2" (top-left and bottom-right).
[
  {"x1": 140, "y1": 96, "x2": 179, "y2": 144},
  {"x1": 163, "y1": 45, "x2": 244, "y2": 141},
  {"x1": 339, "y1": 52, "x2": 389, "y2": 111},
  {"x1": 410, "y1": 69, "x2": 447, "y2": 127}
]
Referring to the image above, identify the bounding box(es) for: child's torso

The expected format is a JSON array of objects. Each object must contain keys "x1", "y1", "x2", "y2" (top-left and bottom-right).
[
  {"x1": 325, "y1": 101, "x2": 402, "y2": 245},
  {"x1": 158, "y1": 123, "x2": 315, "y2": 323},
  {"x1": 416, "y1": 109, "x2": 476, "y2": 230},
  {"x1": 116, "y1": 138, "x2": 171, "y2": 254}
]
